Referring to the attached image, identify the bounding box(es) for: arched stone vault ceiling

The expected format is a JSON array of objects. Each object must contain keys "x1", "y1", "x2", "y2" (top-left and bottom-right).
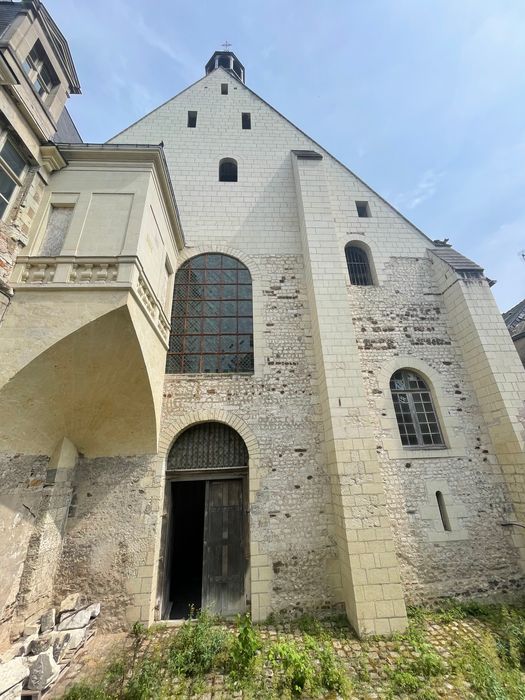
[{"x1": 0, "y1": 306, "x2": 158, "y2": 457}]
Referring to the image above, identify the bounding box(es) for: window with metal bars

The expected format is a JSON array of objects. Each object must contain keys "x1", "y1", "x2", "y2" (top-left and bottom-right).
[
  {"x1": 166, "y1": 253, "x2": 254, "y2": 374},
  {"x1": 390, "y1": 369, "x2": 444, "y2": 447},
  {"x1": 168, "y1": 422, "x2": 248, "y2": 470},
  {"x1": 345, "y1": 244, "x2": 373, "y2": 286}
]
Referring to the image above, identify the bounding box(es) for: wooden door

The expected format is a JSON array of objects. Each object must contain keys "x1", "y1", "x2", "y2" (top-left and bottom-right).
[
  {"x1": 202, "y1": 479, "x2": 245, "y2": 616},
  {"x1": 159, "y1": 482, "x2": 173, "y2": 620}
]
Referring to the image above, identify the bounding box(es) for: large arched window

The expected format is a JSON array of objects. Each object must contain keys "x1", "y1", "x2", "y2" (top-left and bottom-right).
[
  {"x1": 390, "y1": 369, "x2": 444, "y2": 447},
  {"x1": 167, "y1": 253, "x2": 253, "y2": 374},
  {"x1": 345, "y1": 244, "x2": 373, "y2": 286},
  {"x1": 219, "y1": 158, "x2": 238, "y2": 182}
]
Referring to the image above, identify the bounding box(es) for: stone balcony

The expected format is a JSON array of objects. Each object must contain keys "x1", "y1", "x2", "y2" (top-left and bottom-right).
[
  {"x1": 12, "y1": 254, "x2": 171, "y2": 346},
  {"x1": 0, "y1": 144, "x2": 183, "y2": 458}
]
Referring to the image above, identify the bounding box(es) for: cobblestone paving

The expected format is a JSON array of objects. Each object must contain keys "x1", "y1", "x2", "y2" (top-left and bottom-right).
[{"x1": 48, "y1": 617, "x2": 495, "y2": 699}]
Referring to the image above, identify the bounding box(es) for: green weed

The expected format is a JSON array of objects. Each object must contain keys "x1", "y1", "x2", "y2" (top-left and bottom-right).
[
  {"x1": 268, "y1": 639, "x2": 315, "y2": 697},
  {"x1": 167, "y1": 609, "x2": 229, "y2": 677},
  {"x1": 229, "y1": 612, "x2": 261, "y2": 677}
]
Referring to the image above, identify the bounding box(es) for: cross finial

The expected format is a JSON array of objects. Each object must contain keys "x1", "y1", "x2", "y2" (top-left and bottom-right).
[{"x1": 221, "y1": 41, "x2": 232, "y2": 51}]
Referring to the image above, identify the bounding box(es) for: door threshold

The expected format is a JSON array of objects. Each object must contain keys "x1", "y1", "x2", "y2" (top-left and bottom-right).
[{"x1": 160, "y1": 618, "x2": 197, "y2": 627}]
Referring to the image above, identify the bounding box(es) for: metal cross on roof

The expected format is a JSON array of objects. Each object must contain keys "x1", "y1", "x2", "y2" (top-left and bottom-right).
[{"x1": 221, "y1": 41, "x2": 232, "y2": 51}]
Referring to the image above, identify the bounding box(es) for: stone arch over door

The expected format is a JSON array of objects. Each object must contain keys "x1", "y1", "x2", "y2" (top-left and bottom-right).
[{"x1": 156, "y1": 410, "x2": 271, "y2": 622}]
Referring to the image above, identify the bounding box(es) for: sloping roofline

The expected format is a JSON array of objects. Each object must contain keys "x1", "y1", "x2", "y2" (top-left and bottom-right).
[{"x1": 109, "y1": 67, "x2": 438, "y2": 248}]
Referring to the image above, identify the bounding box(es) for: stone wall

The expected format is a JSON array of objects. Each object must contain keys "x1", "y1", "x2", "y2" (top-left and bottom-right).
[
  {"x1": 109, "y1": 66, "x2": 525, "y2": 627},
  {"x1": 55, "y1": 454, "x2": 161, "y2": 630},
  {"x1": 160, "y1": 253, "x2": 339, "y2": 618},
  {"x1": 0, "y1": 166, "x2": 46, "y2": 322},
  {"x1": 348, "y1": 256, "x2": 524, "y2": 602},
  {"x1": 0, "y1": 453, "x2": 49, "y2": 650}
]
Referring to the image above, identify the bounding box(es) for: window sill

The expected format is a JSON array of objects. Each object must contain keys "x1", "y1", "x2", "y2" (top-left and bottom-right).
[
  {"x1": 386, "y1": 446, "x2": 466, "y2": 460},
  {"x1": 165, "y1": 372, "x2": 254, "y2": 378}
]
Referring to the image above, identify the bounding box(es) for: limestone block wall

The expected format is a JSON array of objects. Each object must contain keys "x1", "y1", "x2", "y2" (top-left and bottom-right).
[
  {"x1": 431, "y1": 256, "x2": 525, "y2": 569},
  {"x1": 346, "y1": 255, "x2": 523, "y2": 602},
  {"x1": 292, "y1": 153, "x2": 407, "y2": 636}
]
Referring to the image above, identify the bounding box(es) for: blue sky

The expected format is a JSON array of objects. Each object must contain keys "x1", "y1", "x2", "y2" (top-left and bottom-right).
[{"x1": 46, "y1": 0, "x2": 524, "y2": 311}]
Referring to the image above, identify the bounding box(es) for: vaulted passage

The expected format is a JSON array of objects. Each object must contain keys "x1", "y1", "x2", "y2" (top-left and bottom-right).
[{"x1": 161, "y1": 422, "x2": 249, "y2": 619}]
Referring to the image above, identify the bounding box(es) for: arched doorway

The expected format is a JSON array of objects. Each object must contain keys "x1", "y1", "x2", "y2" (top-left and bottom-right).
[{"x1": 160, "y1": 422, "x2": 249, "y2": 619}]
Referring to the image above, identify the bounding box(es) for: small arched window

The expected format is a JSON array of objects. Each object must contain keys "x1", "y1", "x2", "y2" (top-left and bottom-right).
[
  {"x1": 167, "y1": 253, "x2": 253, "y2": 374},
  {"x1": 345, "y1": 244, "x2": 373, "y2": 286},
  {"x1": 219, "y1": 158, "x2": 238, "y2": 182},
  {"x1": 390, "y1": 369, "x2": 444, "y2": 447}
]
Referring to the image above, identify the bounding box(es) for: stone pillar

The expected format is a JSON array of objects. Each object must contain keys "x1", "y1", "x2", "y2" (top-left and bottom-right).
[
  {"x1": 291, "y1": 150, "x2": 407, "y2": 636},
  {"x1": 16, "y1": 438, "x2": 78, "y2": 623},
  {"x1": 431, "y1": 253, "x2": 525, "y2": 567}
]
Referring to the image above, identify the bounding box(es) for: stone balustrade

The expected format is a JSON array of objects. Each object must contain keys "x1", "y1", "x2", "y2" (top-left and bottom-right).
[{"x1": 12, "y1": 255, "x2": 171, "y2": 346}]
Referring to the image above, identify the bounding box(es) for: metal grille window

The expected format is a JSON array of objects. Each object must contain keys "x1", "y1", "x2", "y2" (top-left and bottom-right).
[
  {"x1": 390, "y1": 369, "x2": 444, "y2": 447},
  {"x1": 345, "y1": 244, "x2": 373, "y2": 286},
  {"x1": 168, "y1": 422, "x2": 248, "y2": 470},
  {"x1": 166, "y1": 253, "x2": 254, "y2": 374}
]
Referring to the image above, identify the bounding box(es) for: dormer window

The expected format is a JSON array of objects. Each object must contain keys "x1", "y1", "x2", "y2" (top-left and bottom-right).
[{"x1": 23, "y1": 41, "x2": 58, "y2": 99}]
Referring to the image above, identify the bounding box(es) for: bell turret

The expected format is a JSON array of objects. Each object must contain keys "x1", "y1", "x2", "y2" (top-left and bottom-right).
[{"x1": 205, "y1": 48, "x2": 245, "y2": 83}]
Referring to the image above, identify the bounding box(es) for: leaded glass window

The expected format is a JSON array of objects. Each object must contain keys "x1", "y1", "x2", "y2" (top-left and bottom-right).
[
  {"x1": 167, "y1": 253, "x2": 254, "y2": 374},
  {"x1": 168, "y1": 422, "x2": 248, "y2": 470},
  {"x1": 345, "y1": 244, "x2": 373, "y2": 286},
  {"x1": 390, "y1": 369, "x2": 444, "y2": 447}
]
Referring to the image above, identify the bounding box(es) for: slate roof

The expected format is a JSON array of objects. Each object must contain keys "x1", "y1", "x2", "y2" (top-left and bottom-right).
[
  {"x1": 503, "y1": 299, "x2": 525, "y2": 334},
  {"x1": 431, "y1": 247, "x2": 484, "y2": 273},
  {"x1": 52, "y1": 107, "x2": 82, "y2": 143},
  {"x1": 0, "y1": 3, "x2": 23, "y2": 38}
]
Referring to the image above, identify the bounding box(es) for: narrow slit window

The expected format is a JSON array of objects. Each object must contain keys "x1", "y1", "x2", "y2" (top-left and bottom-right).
[
  {"x1": 242, "y1": 113, "x2": 251, "y2": 129},
  {"x1": 436, "y1": 491, "x2": 452, "y2": 531},
  {"x1": 356, "y1": 201, "x2": 371, "y2": 218},
  {"x1": 187, "y1": 111, "x2": 197, "y2": 128},
  {"x1": 221, "y1": 83, "x2": 228, "y2": 95}
]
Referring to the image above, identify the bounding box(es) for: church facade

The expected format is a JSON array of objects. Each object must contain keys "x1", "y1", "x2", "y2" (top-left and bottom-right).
[{"x1": 1, "y1": 2, "x2": 525, "y2": 647}]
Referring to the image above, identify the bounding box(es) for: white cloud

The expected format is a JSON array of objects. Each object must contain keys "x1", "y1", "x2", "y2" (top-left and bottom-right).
[{"x1": 396, "y1": 169, "x2": 445, "y2": 210}]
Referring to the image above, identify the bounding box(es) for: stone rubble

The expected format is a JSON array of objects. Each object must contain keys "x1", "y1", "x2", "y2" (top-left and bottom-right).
[{"x1": 0, "y1": 593, "x2": 99, "y2": 698}]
